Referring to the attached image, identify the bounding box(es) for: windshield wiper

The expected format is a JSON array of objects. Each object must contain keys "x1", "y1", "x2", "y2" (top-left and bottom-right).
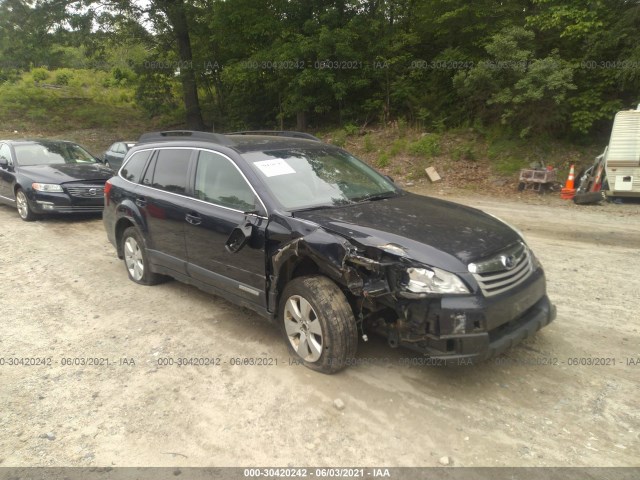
[
  {"x1": 291, "y1": 204, "x2": 337, "y2": 214},
  {"x1": 292, "y1": 199, "x2": 353, "y2": 214},
  {"x1": 353, "y1": 191, "x2": 398, "y2": 203}
]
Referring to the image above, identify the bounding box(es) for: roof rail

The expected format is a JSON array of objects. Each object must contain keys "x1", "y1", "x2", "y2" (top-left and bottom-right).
[
  {"x1": 137, "y1": 130, "x2": 235, "y2": 146},
  {"x1": 226, "y1": 130, "x2": 321, "y2": 142}
]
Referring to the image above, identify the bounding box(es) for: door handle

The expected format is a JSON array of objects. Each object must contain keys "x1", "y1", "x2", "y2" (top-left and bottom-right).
[
  {"x1": 135, "y1": 196, "x2": 147, "y2": 207},
  {"x1": 185, "y1": 213, "x2": 202, "y2": 226}
]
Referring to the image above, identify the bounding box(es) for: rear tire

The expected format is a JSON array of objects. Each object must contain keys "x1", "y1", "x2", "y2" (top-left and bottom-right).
[
  {"x1": 279, "y1": 276, "x2": 358, "y2": 374},
  {"x1": 121, "y1": 226, "x2": 162, "y2": 285}
]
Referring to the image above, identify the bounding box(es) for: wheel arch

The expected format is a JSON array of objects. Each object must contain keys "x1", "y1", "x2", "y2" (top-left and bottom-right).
[
  {"x1": 272, "y1": 252, "x2": 361, "y2": 319},
  {"x1": 115, "y1": 217, "x2": 136, "y2": 259}
]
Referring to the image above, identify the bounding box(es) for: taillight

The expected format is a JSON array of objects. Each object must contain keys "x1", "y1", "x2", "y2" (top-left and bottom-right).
[{"x1": 104, "y1": 180, "x2": 112, "y2": 206}]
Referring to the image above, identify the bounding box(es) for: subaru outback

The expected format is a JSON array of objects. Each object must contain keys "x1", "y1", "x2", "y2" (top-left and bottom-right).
[{"x1": 103, "y1": 131, "x2": 556, "y2": 373}]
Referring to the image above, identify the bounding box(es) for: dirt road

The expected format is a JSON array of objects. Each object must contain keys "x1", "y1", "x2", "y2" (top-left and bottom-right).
[{"x1": 0, "y1": 192, "x2": 638, "y2": 468}]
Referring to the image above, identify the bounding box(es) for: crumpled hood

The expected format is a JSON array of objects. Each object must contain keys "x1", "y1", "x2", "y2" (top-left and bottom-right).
[
  {"x1": 18, "y1": 163, "x2": 113, "y2": 184},
  {"x1": 294, "y1": 192, "x2": 521, "y2": 272}
]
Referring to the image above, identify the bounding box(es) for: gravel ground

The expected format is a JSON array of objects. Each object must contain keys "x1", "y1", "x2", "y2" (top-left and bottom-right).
[{"x1": 0, "y1": 191, "x2": 638, "y2": 468}]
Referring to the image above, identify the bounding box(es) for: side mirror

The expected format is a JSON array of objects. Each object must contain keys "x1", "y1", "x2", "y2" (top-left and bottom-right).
[
  {"x1": 0, "y1": 156, "x2": 9, "y2": 169},
  {"x1": 225, "y1": 222, "x2": 253, "y2": 253}
]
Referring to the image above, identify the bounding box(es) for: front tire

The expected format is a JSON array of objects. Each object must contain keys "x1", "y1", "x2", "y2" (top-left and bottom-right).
[
  {"x1": 121, "y1": 226, "x2": 161, "y2": 285},
  {"x1": 15, "y1": 188, "x2": 37, "y2": 221},
  {"x1": 279, "y1": 276, "x2": 358, "y2": 374}
]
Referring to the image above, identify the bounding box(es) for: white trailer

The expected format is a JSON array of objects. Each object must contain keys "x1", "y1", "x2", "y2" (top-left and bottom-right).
[
  {"x1": 575, "y1": 105, "x2": 640, "y2": 203},
  {"x1": 604, "y1": 105, "x2": 640, "y2": 197}
]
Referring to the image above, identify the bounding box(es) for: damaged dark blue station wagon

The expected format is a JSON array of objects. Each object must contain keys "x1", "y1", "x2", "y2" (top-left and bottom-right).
[{"x1": 103, "y1": 131, "x2": 556, "y2": 373}]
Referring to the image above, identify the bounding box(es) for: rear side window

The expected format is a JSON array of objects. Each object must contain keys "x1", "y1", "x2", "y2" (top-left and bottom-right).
[
  {"x1": 151, "y1": 149, "x2": 191, "y2": 194},
  {"x1": 120, "y1": 150, "x2": 151, "y2": 183}
]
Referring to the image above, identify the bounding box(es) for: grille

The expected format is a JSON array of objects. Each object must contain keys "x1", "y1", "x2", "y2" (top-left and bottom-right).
[
  {"x1": 64, "y1": 185, "x2": 105, "y2": 198},
  {"x1": 469, "y1": 242, "x2": 533, "y2": 297},
  {"x1": 53, "y1": 206, "x2": 104, "y2": 212}
]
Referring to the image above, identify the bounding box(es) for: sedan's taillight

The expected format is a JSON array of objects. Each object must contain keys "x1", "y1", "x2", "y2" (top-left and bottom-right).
[{"x1": 104, "y1": 180, "x2": 112, "y2": 206}]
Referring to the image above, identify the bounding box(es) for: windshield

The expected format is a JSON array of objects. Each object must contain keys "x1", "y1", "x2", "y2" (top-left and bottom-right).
[
  {"x1": 15, "y1": 142, "x2": 96, "y2": 166},
  {"x1": 244, "y1": 147, "x2": 398, "y2": 210}
]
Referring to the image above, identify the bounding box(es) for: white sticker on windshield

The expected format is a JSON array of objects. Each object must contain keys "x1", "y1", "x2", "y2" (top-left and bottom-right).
[{"x1": 254, "y1": 159, "x2": 296, "y2": 177}]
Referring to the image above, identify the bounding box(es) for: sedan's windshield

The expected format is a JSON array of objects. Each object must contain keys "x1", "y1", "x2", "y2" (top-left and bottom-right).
[
  {"x1": 15, "y1": 142, "x2": 96, "y2": 166},
  {"x1": 244, "y1": 147, "x2": 398, "y2": 210}
]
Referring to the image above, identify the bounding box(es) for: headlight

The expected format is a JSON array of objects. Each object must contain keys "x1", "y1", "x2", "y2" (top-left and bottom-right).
[
  {"x1": 405, "y1": 267, "x2": 470, "y2": 295},
  {"x1": 32, "y1": 183, "x2": 63, "y2": 192}
]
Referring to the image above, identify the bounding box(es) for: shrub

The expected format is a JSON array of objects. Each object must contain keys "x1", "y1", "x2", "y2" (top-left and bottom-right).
[
  {"x1": 363, "y1": 134, "x2": 375, "y2": 152},
  {"x1": 408, "y1": 134, "x2": 441, "y2": 157},
  {"x1": 377, "y1": 152, "x2": 390, "y2": 168}
]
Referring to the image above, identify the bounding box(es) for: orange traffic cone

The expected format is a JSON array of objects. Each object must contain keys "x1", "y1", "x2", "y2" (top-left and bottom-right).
[{"x1": 560, "y1": 164, "x2": 576, "y2": 200}]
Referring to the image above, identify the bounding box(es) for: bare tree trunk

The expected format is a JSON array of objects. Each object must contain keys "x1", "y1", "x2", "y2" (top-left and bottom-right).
[
  {"x1": 296, "y1": 111, "x2": 306, "y2": 131},
  {"x1": 161, "y1": 0, "x2": 205, "y2": 130}
]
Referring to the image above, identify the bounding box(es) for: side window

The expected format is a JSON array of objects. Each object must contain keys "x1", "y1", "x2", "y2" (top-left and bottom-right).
[
  {"x1": 194, "y1": 150, "x2": 256, "y2": 211},
  {"x1": 120, "y1": 150, "x2": 151, "y2": 183},
  {"x1": 0, "y1": 144, "x2": 11, "y2": 164},
  {"x1": 152, "y1": 149, "x2": 191, "y2": 194}
]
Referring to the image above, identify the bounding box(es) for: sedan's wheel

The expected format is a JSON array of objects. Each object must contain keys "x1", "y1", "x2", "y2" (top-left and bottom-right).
[
  {"x1": 121, "y1": 226, "x2": 161, "y2": 285},
  {"x1": 15, "y1": 188, "x2": 37, "y2": 221},
  {"x1": 280, "y1": 276, "x2": 358, "y2": 374}
]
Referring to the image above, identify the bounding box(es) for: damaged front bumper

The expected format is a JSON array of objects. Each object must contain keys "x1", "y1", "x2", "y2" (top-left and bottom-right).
[{"x1": 380, "y1": 268, "x2": 556, "y2": 362}]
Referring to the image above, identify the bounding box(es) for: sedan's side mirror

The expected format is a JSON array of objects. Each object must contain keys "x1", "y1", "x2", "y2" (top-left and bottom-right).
[
  {"x1": 0, "y1": 156, "x2": 9, "y2": 169},
  {"x1": 225, "y1": 222, "x2": 253, "y2": 253}
]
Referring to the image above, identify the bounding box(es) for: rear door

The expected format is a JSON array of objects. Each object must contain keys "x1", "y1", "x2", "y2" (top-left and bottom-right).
[
  {"x1": 136, "y1": 148, "x2": 194, "y2": 276},
  {"x1": 184, "y1": 149, "x2": 268, "y2": 306}
]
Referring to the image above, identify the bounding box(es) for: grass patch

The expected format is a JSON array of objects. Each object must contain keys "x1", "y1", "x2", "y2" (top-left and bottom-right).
[
  {"x1": 407, "y1": 134, "x2": 441, "y2": 157},
  {"x1": 363, "y1": 134, "x2": 375, "y2": 153},
  {"x1": 331, "y1": 130, "x2": 347, "y2": 147},
  {"x1": 377, "y1": 152, "x2": 390, "y2": 168}
]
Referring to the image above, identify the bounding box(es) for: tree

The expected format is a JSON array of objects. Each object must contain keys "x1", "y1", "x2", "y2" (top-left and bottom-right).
[{"x1": 454, "y1": 26, "x2": 576, "y2": 137}]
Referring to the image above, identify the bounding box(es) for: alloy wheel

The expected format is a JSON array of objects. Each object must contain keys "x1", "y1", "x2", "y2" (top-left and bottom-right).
[
  {"x1": 124, "y1": 236, "x2": 144, "y2": 281},
  {"x1": 283, "y1": 295, "x2": 324, "y2": 362}
]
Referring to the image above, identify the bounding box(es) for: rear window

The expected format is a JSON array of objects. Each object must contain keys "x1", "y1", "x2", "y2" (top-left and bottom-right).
[{"x1": 120, "y1": 150, "x2": 152, "y2": 183}]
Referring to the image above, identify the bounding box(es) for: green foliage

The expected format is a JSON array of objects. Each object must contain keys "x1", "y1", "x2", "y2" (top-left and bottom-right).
[
  {"x1": 408, "y1": 134, "x2": 441, "y2": 157},
  {"x1": 389, "y1": 139, "x2": 407, "y2": 156},
  {"x1": 54, "y1": 71, "x2": 72, "y2": 86},
  {"x1": 454, "y1": 27, "x2": 576, "y2": 137},
  {"x1": 0, "y1": 67, "x2": 141, "y2": 131},
  {"x1": 31, "y1": 68, "x2": 50, "y2": 82},
  {"x1": 363, "y1": 134, "x2": 375, "y2": 153},
  {"x1": 396, "y1": 118, "x2": 409, "y2": 137},
  {"x1": 344, "y1": 124, "x2": 359, "y2": 136},
  {"x1": 452, "y1": 143, "x2": 477, "y2": 161},
  {"x1": 331, "y1": 130, "x2": 347, "y2": 147},
  {"x1": 1, "y1": 0, "x2": 638, "y2": 140},
  {"x1": 377, "y1": 152, "x2": 390, "y2": 168}
]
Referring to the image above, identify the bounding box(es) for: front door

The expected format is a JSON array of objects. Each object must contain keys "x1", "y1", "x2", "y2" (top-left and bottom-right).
[{"x1": 184, "y1": 149, "x2": 268, "y2": 306}]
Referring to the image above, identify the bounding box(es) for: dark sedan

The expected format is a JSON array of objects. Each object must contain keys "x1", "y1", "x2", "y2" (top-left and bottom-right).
[
  {"x1": 0, "y1": 139, "x2": 114, "y2": 221},
  {"x1": 102, "y1": 141, "x2": 135, "y2": 171}
]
